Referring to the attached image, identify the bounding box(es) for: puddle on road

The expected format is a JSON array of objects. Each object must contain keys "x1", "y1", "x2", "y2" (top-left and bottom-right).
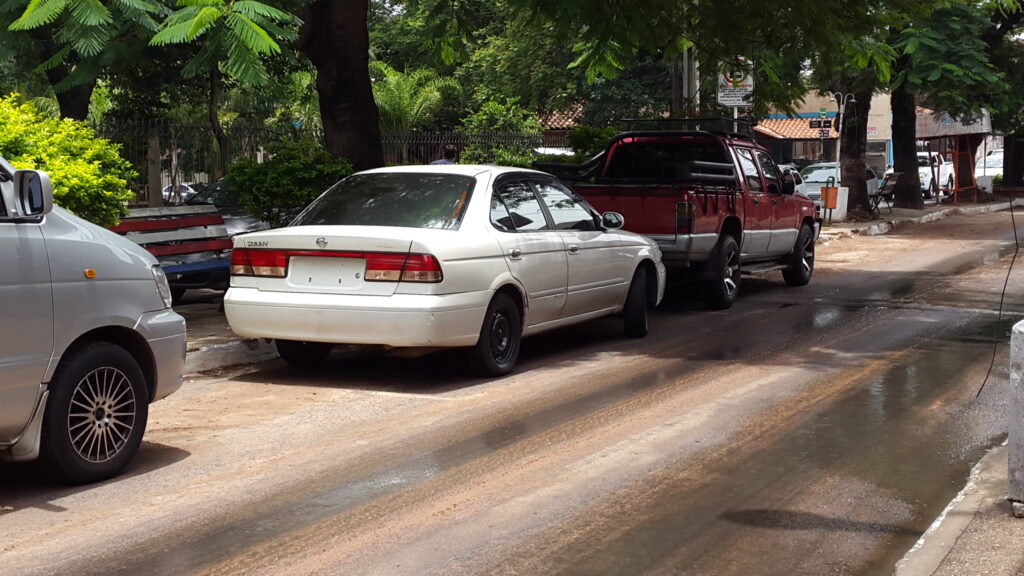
[{"x1": 547, "y1": 318, "x2": 1011, "y2": 576}]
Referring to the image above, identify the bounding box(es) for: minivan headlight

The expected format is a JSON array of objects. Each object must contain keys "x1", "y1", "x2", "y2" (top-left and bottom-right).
[{"x1": 151, "y1": 265, "x2": 173, "y2": 308}]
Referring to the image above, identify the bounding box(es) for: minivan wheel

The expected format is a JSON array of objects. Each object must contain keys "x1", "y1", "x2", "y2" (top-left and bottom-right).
[
  {"x1": 38, "y1": 342, "x2": 148, "y2": 484},
  {"x1": 623, "y1": 267, "x2": 649, "y2": 338},
  {"x1": 472, "y1": 293, "x2": 521, "y2": 377},
  {"x1": 701, "y1": 235, "x2": 741, "y2": 310},
  {"x1": 782, "y1": 225, "x2": 815, "y2": 286},
  {"x1": 275, "y1": 339, "x2": 333, "y2": 366}
]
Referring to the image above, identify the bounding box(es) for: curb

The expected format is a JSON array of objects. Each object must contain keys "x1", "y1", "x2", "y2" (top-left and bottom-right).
[
  {"x1": 819, "y1": 200, "x2": 1022, "y2": 242},
  {"x1": 894, "y1": 444, "x2": 1008, "y2": 576}
]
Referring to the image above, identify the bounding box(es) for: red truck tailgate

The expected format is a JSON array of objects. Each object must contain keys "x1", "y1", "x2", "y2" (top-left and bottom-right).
[{"x1": 574, "y1": 183, "x2": 682, "y2": 236}]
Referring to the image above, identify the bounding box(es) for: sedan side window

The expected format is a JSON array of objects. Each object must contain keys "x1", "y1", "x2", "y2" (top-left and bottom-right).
[
  {"x1": 490, "y1": 195, "x2": 515, "y2": 232},
  {"x1": 495, "y1": 182, "x2": 550, "y2": 231},
  {"x1": 532, "y1": 181, "x2": 598, "y2": 231}
]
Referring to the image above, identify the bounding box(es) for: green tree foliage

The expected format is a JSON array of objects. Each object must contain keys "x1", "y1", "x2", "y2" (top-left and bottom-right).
[
  {"x1": 149, "y1": 0, "x2": 300, "y2": 87},
  {"x1": 371, "y1": 61, "x2": 460, "y2": 132},
  {"x1": 2, "y1": 0, "x2": 164, "y2": 118},
  {"x1": 226, "y1": 137, "x2": 352, "y2": 228},
  {"x1": 0, "y1": 94, "x2": 134, "y2": 226},
  {"x1": 458, "y1": 99, "x2": 542, "y2": 167}
]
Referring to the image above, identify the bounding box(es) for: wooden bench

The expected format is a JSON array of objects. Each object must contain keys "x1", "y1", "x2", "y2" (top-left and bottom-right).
[
  {"x1": 868, "y1": 172, "x2": 900, "y2": 218},
  {"x1": 109, "y1": 205, "x2": 232, "y2": 299}
]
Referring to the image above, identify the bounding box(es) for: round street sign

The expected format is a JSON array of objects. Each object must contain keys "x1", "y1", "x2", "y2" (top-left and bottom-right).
[{"x1": 717, "y1": 56, "x2": 754, "y2": 107}]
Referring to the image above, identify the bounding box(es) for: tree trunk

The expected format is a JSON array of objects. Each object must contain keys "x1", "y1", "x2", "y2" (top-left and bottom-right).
[
  {"x1": 297, "y1": 0, "x2": 384, "y2": 171},
  {"x1": 209, "y1": 68, "x2": 229, "y2": 179},
  {"x1": 835, "y1": 79, "x2": 874, "y2": 216},
  {"x1": 30, "y1": 29, "x2": 95, "y2": 120},
  {"x1": 890, "y1": 74, "x2": 923, "y2": 209}
]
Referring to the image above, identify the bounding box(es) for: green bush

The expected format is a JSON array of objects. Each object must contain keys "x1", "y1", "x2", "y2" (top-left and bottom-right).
[
  {"x1": 566, "y1": 125, "x2": 617, "y2": 157},
  {"x1": 459, "y1": 100, "x2": 542, "y2": 167},
  {"x1": 227, "y1": 138, "x2": 352, "y2": 228},
  {"x1": 0, "y1": 94, "x2": 135, "y2": 227}
]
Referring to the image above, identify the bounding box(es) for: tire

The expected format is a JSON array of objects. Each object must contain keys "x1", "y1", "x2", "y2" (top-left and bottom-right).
[
  {"x1": 623, "y1": 267, "x2": 649, "y2": 338},
  {"x1": 782, "y1": 225, "x2": 815, "y2": 287},
  {"x1": 946, "y1": 176, "x2": 954, "y2": 195},
  {"x1": 275, "y1": 339, "x2": 333, "y2": 366},
  {"x1": 701, "y1": 235, "x2": 741, "y2": 310},
  {"x1": 472, "y1": 293, "x2": 521, "y2": 377},
  {"x1": 925, "y1": 180, "x2": 935, "y2": 199},
  {"x1": 38, "y1": 342, "x2": 149, "y2": 484}
]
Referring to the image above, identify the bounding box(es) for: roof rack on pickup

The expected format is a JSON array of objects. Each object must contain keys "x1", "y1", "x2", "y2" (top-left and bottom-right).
[{"x1": 618, "y1": 117, "x2": 754, "y2": 139}]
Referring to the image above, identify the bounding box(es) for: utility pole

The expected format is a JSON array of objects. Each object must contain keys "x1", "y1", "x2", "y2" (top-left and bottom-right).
[{"x1": 833, "y1": 92, "x2": 856, "y2": 186}]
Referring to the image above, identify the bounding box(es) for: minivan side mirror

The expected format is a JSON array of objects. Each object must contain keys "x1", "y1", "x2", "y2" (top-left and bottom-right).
[
  {"x1": 601, "y1": 211, "x2": 624, "y2": 230},
  {"x1": 13, "y1": 169, "x2": 53, "y2": 217}
]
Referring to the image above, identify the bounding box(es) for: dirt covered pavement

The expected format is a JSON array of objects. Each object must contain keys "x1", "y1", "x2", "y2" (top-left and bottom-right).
[{"x1": 2, "y1": 209, "x2": 1023, "y2": 576}]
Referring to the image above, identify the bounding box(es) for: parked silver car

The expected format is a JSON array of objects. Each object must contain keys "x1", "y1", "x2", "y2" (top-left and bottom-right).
[{"x1": 0, "y1": 157, "x2": 186, "y2": 483}]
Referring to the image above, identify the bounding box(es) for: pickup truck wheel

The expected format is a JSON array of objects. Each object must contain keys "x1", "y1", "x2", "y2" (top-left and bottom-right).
[
  {"x1": 38, "y1": 342, "x2": 149, "y2": 484},
  {"x1": 946, "y1": 176, "x2": 954, "y2": 195},
  {"x1": 701, "y1": 235, "x2": 741, "y2": 310},
  {"x1": 472, "y1": 293, "x2": 521, "y2": 377},
  {"x1": 275, "y1": 339, "x2": 333, "y2": 366},
  {"x1": 782, "y1": 225, "x2": 815, "y2": 286},
  {"x1": 925, "y1": 180, "x2": 936, "y2": 199},
  {"x1": 623, "y1": 268, "x2": 648, "y2": 338}
]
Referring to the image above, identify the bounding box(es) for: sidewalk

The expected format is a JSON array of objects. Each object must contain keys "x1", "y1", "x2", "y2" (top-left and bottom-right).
[{"x1": 173, "y1": 198, "x2": 1024, "y2": 575}]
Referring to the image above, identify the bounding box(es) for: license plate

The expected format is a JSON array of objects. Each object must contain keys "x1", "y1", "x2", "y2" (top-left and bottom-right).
[{"x1": 289, "y1": 256, "x2": 364, "y2": 288}]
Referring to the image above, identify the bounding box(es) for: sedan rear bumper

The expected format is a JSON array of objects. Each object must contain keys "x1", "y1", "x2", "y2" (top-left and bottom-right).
[{"x1": 224, "y1": 287, "x2": 491, "y2": 348}]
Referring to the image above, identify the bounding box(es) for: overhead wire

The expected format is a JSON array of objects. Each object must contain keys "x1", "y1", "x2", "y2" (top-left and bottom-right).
[{"x1": 974, "y1": 190, "x2": 1015, "y2": 397}]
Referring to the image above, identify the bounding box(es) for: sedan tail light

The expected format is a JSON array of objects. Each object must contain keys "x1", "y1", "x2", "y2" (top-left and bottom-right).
[{"x1": 231, "y1": 249, "x2": 443, "y2": 283}]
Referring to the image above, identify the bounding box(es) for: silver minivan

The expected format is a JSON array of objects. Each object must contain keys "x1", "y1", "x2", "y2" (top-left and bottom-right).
[{"x1": 0, "y1": 157, "x2": 187, "y2": 483}]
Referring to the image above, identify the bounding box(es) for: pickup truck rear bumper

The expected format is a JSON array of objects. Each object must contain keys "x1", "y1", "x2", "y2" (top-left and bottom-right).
[{"x1": 647, "y1": 233, "x2": 719, "y2": 268}]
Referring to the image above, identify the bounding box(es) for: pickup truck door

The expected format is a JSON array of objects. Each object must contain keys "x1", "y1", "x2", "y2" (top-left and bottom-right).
[
  {"x1": 0, "y1": 176, "x2": 53, "y2": 444},
  {"x1": 530, "y1": 179, "x2": 627, "y2": 318},
  {"x1": 755, "y1": 150, "x2": 801, "y2": 256},
  {"x1": 734, "y1": 147, "x2": 772, "y2": 256},
  {"x1": 491, "y1": 181, "x2": 568, "y2": 328}
]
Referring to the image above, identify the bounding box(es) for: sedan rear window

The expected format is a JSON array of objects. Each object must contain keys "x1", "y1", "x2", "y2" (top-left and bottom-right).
[{"x1": 292, "y1": 173, "x2": 475, "y2": 230}]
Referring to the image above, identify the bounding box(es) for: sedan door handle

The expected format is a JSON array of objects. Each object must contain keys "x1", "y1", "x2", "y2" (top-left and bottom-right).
[
  {"x1": 508, "y1": 248, "x2": 522, "y2": 259},
  {"x1": 567, "y1": 244, "x2": 580, "y2": 255}
]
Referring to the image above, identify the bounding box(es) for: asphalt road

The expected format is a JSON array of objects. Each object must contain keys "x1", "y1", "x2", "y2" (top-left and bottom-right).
[{"x1": 2, "y1": 211, "x2": 1023, "y2": 576}]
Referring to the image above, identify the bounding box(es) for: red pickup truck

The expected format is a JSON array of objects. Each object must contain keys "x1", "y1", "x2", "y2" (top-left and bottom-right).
[{"x1": 538, "y1": 119, "x2": 819, "y2": 310}]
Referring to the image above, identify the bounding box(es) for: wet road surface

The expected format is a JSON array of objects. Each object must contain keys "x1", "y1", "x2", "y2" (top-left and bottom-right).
[{"x1": 2, "y1": 211, "x2": 1023, "y2": 575}]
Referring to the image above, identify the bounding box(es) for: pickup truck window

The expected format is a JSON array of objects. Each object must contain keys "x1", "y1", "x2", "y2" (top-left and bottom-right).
[
  {"x1": 735, "y1": 148, "x2": 763, "y2": 192},
  {"x1": 604, "y1": 139, "x2": 730, "y2": 181},
  {"x1": 532, "y1": 181, "x2": 598, "y2": 231},
  {"x1": 495, "y1": 182, "x2": 550, "y2": 231},
  {"x1": 755, "y1": 151, "x2": 782, "y2": 191}
]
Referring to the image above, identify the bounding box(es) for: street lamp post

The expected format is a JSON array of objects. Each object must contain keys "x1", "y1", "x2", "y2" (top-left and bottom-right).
[{"x1": 833, "y1": 92, "x2": 856, "y2": 187}]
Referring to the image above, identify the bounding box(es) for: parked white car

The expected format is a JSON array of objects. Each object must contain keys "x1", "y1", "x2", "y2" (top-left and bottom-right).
[
  {"x1": 224, "y1": 165, "x2": 666, "y2": 376},
  {"x1": 778, "y1": 164, "x2": 806, "y2": 196},
  {"x1": 886, "y1": 153, "x2": 955, "y2": 198},
  {"x1": 975, "y1": 149, "x2": 1003, "y2": 178},
  {"x1": 0, "y1": 157, "x2": 186, "y2": 483},
  {"x1": 799, "y1": 162, "x2": 879, "y2": 207}
]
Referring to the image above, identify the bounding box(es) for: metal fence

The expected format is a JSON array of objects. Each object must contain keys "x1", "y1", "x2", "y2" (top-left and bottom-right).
[
  {"x1": 92, "y1": 122, "x2": 572, "y2": 204},
  {"x1": 92, "y1": 120, "x2": 296, "y2": 204},
  {"x1": 380, "y1": 130, "x2": 569, "y2": 165}
]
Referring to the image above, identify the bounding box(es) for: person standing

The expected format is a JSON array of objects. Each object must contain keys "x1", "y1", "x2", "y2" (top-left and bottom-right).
[{"x1": 431, "y1": 145, "x2": 458, "y2": 165}]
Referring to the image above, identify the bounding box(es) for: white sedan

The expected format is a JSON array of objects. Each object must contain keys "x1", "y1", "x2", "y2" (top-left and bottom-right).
[{"x1": 224, "y1": 165, "x2": 666, "y2": 376}]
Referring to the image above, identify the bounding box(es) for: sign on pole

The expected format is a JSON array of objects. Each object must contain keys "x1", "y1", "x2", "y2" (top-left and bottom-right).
[
  {"x1": 819, "y1": 107, "x2": 828, "y2": 119},
  {"x1": 717, "y1": 57, "x2": 754, "y2": 107}
]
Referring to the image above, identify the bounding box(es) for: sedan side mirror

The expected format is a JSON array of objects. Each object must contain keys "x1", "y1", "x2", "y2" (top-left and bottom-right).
[
  {"x1": 13, "y1": 169, "x2": 53, "y2": 217},
  {"x1": 601, "y1": 211, "x2": 624, "y2": 230}
]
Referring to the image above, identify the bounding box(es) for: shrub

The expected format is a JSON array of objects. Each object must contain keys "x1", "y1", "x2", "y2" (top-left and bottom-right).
[
  {"x1": 459, "y1": 100, "x2": 542, "y2": 166},
  {"x1": 566, "y1": 125, "x2": 617, "y2": 158},
  {"x1": 0, "y1": 94, "x2": 135, "y2": 227},
  {"x1": 227, "y1": 138, "x2": 352, "y2": 228}
]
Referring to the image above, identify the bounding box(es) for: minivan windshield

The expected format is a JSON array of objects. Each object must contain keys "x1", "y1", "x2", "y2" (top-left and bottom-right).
[{"x1": 292, "y1": 173, "x2": 475, "y2": 230}]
